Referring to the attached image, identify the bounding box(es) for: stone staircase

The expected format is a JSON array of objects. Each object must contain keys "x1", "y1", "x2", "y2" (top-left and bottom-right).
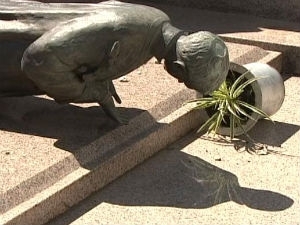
[{"x1": 1, "y1": 2, "x2": 299, "y2": 225}]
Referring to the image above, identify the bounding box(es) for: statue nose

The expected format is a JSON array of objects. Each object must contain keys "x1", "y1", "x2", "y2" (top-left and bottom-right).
[{"x1": 184, "y1": 81, "x2": 198, "y2": 91}]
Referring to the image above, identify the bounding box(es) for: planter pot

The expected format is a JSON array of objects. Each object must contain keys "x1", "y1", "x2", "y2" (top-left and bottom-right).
[{"x1": 215, "y1": 62, "x2": 285, "y2": 136}]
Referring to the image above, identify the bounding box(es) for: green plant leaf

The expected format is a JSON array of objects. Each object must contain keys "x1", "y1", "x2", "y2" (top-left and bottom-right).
[
  {"x1": 215, "y1": 109, "x2": 224, "y2": 134},
  {"x1": 227, "y1": 101, "x2": 243, "y2": 121},
  {"x1": 197, "y1": 111, "x2": 219, "y2": 133},
  {"x1": 194, "y1": 101, "x2": 219, "y2": 110},
  {"x1": 219, "y1": 83, "x2": 230, "y2": 95},
  {"x1": 232, "y1": 78, "x2": 254, "y2": 98},
  {"x1": 236, "y1": 100, "x2": 273, "y2": 122},
  {"x1": 232, "y1": 102, "x2": 256, "y2": 121},
  {"x1": 229, "y1": 71, "x2": 249, "y2": 96},
  {"x1": 230, "y1": 113, "x2": 235, "y2": 139},
  {"x1": 232, "y1": 76, "x2": 264, "y2": 99},
  {"x1": 212, "y1": 92, "x2": 227, "y2": 100},
  {"x1": 185, "y1": 97, "x2": 219, "y2": 110},
  {"x1": 185, "y1": 97, "x2": 214, "y2": 103}
]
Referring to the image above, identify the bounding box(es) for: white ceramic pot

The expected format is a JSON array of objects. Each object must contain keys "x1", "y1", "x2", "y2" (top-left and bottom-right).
[{"x1": 216, "y1": 62, "x2": 285, "y2": 136}]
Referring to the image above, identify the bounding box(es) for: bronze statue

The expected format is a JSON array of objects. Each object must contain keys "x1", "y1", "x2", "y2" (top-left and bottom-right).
[{"x1": 1, "y1": 1, "x2": 229, "y2": 124}]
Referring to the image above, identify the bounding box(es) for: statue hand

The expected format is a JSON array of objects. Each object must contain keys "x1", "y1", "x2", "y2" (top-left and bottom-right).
[
  {"x1": 99, "y1": 95, "x2": 128, "y2": 125},
  {"x1": 109, "y1": 81, "x2": 122, "y2": 104},
  {"x1": 112, "y1": 92, "x2": 122, "y2": 104}
]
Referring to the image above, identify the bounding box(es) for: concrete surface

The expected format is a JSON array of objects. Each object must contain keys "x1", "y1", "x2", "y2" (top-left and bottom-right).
[
  {"x1": 130, "y1": 0, "x2": 300, "y2": 23},
  {"x1": 0, "y1": 43, "x2": 281, "y2": 225},
  {"x1": 30, "y1": 0, "x2": 300, "y2": 23},
  {"x1": 0, "y1": 58, "x2": 193, "y2": 213},
  {"x1": 1, "y1": 2, "x2": 299, "y2": 225},
  {"x1": 48, "y1": 75, "x2": 300, "y2": 225}
]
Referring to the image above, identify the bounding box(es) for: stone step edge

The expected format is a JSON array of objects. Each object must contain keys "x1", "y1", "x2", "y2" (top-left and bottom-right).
[
  {"x1": 1, "y1": 104, "x2": 206, "y2": 225},
  {"x1": 1, "y1": 47, "x2": 283, "y2": 225},
  {"x1": 220, "y1": 36, "x2": 298, "y2": 73},
  {"x1": 1, "y1": 47, "x2": 282, "y2": 216},
  {"x1": 0, "y1": 85, "x2": 196, "y2": 214}
]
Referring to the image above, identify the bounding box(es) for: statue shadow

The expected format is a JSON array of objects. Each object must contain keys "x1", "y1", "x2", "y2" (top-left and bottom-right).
[
  {"x1": 204, "y1": 119, "x2": 300, "y2": 153},
  {"x1": 48, "y1": 133, "x2": 294, "y2": 225},
  {"x1": 0, "y1": 96, "x2": 145, "y2": 152},
  {"x1": 247, "y1": 119, "x2": 300, "y2": 147}
]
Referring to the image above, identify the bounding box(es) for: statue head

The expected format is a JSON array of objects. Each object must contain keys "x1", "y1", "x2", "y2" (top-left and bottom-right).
[{"x1": 164, "y1": 31, "x2": 229, "y2": 94}]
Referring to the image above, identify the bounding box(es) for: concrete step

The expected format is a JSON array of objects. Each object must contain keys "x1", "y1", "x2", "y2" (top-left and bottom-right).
[
  {"x1": 0, "y1": 42, "x2": 282, "y2": 224},
  {"x1": 4, "y1": 2, "x2": 300, "y2": 224},
  {"x1": 47, "y1": 75, "x2": 300, "y2": 225}
]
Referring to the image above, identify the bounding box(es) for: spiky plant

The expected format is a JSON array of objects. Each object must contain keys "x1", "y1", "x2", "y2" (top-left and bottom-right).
[{"x1": 186, "y1": 70, "x2": 272, "y2": 139}]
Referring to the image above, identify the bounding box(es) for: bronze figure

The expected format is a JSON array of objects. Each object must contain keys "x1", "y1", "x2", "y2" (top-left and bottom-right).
[{"x1": 1, "y1": 1, "x2": 229, "y2": 123}]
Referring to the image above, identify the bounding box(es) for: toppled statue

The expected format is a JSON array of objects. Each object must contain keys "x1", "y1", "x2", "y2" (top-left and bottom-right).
[{"x1": 0, "y1": 1, "x2": 229, "y2": 124}]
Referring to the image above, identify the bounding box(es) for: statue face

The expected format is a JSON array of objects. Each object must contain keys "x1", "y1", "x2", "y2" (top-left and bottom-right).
[
  {"x1": 164, "y1": 56, "x2": 227, "y2": 95},
  {"x1": 174, "y1": 32, "x2": 230, "y2": 95},
  {"x1": 184, "y1": 53, "x2": 229, "y2": 94},
  {"x1": 163, "y1": 59, "x2": 187, "y2": 83}
]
